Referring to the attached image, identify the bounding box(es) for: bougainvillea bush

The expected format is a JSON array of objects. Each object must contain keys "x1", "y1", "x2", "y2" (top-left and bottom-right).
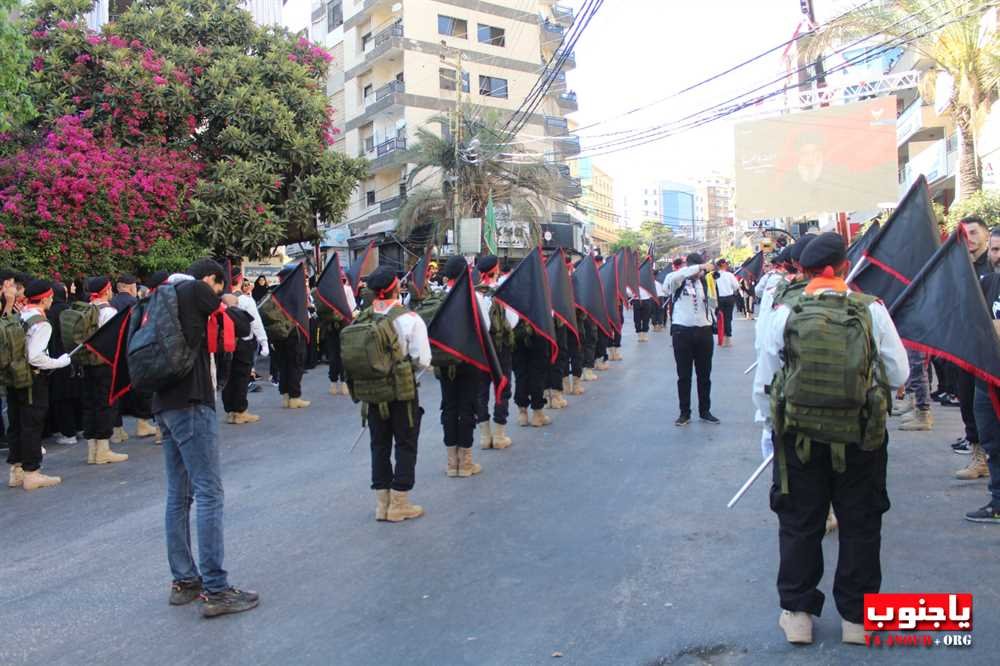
[{"x1": 0, "y1": 115, "x2": 200, "y2": 278}]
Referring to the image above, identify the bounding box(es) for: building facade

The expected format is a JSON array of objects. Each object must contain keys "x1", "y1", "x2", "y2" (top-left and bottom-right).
[{"x1": 573, "y1": 158, "x2": 618, "y2": 254}]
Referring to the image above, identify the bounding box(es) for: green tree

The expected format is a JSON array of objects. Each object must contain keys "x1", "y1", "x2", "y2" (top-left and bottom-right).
[
  {"x1": 21, "y1": 0, "x2": 367, "y2": 259},
  {"x1": 398, "y1": 110, "x2": 558, "y2": 247},
  {"x1": 802, "y1": 0, "x2": 997, "y2": 198},
  {"x1": 945, "y1": 188, "x2": 1000, "y2": 228},
  {"x1": 610, "y1": 228, "x2": 644, "y2": 252},
  {"x1": 639, "y1": 219, "x2": 682, "y2": 260},
  {"x1": 0, "y1": 0, "x2": 34, "y2": 131}
]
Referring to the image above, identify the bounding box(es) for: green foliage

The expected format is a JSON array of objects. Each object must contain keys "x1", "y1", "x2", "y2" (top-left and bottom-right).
[
  {"x1": 134, "y1": 230, "x2": 210, "y2": 274},
  {"x1": 639, "y1": 219, "x2": 681, "y2": 260},
  {"x1": 944, "y1": 189, "x2": 1000, "y2": 230},
  {"x1": 0, "y1": 0, "x2": 35, "y2": 131},
  {"x1": 610, "y1": 229, "x2": 644, "y2": 251},
  {"x1": 722, "y1": 246, "x2": 753, "y2": 266}
]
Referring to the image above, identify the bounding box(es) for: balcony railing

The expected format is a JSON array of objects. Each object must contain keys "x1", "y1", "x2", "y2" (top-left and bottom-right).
[
  {"x1": 380, "y1": 196, "x2": 403, "y2": 213},
  {"x1": 375, "y1": 80, "x2": 405, "y2": 102},
  {"x1": 371, "y1": 21, "x2": 403, "y2": 51},
  {"x1": 557, "y1": 91, "x2": 578, "y2": 111},
  {"x1": 554, "y1": 164, "x2": 571, "y2": 178},
  {"x1": 556, "y1": 135, "x2": 581, "y2": 155},
  {"x1": 542, "y1": 21, "x2": 564, "y2": 41},
  {"x1": 544, "y1": 115, "x2": 569, "y2": 136},
  {"x1": 376, "y1": 136, "x2": 406, "y2": 157},
  {"x1": 553, "y1": 4, "x2": 574, "y2": 21}
]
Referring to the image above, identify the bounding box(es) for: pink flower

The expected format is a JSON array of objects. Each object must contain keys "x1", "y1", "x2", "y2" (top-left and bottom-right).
[
  {"x1": 75, "y1": 54, "x2": 92, "y2": 65},
  {"x1": 108, "y1": 35, "x2": 128, "y2": 49},
  {"x1": 287, "y1": 54, "x2": 298, "y2": 62},
  {"x1": 38, "y1": 230, "x2": 52, "y2": 242},
  {"x1": 255, "y1": 204, "x2": 265, "y2": 214},
  {"x1": 86, "y1": 35, "x2": 103, "y2": 46},
  {"x1": 32, "y1": 57, "x2": 44, "y2": 72},
  {"x1": 153, "y1": 75, "x2": 167, "y2": 86}
]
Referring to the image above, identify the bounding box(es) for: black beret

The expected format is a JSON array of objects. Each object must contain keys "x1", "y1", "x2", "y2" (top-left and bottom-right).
[
  {"x1": 366, "y1": 265, "x2": 397, "y2": 292},
  {"x1": 117, "y1": 273, "x2": 138, "y2": 285},
  {"x1": 442, "y1": 255, "x2": 468, "y2": 280},
  {"x1": 86, "y1": 276, "x2": 111, "y2": 294},
  {"x1": 25, "y1": 279, "x2": 53, "y2": 299},
  {"x1": 476, "y1": 255, "x2": 499, "y2": 273},
  {"x1": 789, "y1": 234, "x2": 817, "y2": 263},
  {"x1": 145, "y1": 270, "x2": 169, "y2": 289},
  {"x1": 773, "y1": 247, "x2": 792, "y2": 265},
  {"x1": 0, "y1": 268, "x2": 16, "y2": 283},
  {"x1": 686, "y1": 252, "x2": 704, "y2": 266},
  {"x1": 471, "y1": 268, "x2": 483, "y2": 286},
  {"x1": 799, "y1": 232, "x2": 847, "y2": 270}
]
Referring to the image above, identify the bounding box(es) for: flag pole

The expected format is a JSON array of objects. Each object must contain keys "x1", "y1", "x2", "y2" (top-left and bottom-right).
[
  {"x1": 68, "y1": 343, "x2": 84, "y2": 357},
  {"x1": 727, "y1": 453, "x2": 774, "y2": 509}
]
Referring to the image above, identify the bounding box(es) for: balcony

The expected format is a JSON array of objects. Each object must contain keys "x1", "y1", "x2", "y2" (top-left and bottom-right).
[
  {"x1": 556, "y1": 91, "x2": 578, "y2": 112},
  {"x1": 546, "y1": 71, "x2": 567, "y2": 94},
  {"x1": 553, "y1": 4, "x2": 574, "y2": 24},
  {"x1": 544, "y1": 115, "x2": 569, "y2": 136},
  {"x1": 541, "y1": 20, "x2": 564, "y2": 45},
  {"x1": 351, "y1": 80, "x2": 405, "y2": 126},
  {"x1": 559, "y1": 176, "x2": 582, "y2": 199},
  {"x1": 555, "y1": 135, "x2": 581, "y2": 156},
  {"x1": 379, "y1": 195, "x2": 403, "y2": 213},
  {"x1": 558, "y1": 50, "x2": 576, "y2": 71},
  {"x1": 359, "y1": 21, "x2": 403, "y2": 69},
  {"x1": 554, "y1": 163, "x2": 571, "y2": 178},
  {"x1": 368, "y1": 136, "x2": 408, "y2": 172}
]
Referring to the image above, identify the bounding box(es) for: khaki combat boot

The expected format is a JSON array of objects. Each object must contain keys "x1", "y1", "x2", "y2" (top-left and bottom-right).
[
  {"x1": 531, "y1": 409, "x2": 551, "y2": 427},
  {"x1": 517, "y1": 407, "x2": 529, "y2": 427},
  {"x1": 22, "y1": 469, "x2": 62, "y2": 491},
  {"x1": 111, "y1": 426, "x2": 129, "y2": 444},
  {"x1": 386, "y1": 490, "x2": 423, "y2": 522},
  {"x1": 86, "y1": 439, "x2": 97, "y2": 464},
  {"x1": 562, "y1": 376, "x2": 572, "y2": 394},
  {"x1": 329, "y1": 382, "x2": 339, "y2": 396},
  {"x1": 8, "y1": 463, "x2": 24, "y2": 488},
  {"x1": 94, "y1": 439, "x2": 128, "y2": 464},
  {"x1": 582, "y1": 367, "x2": 598, "y2": 381},
  {"x1": 955, "y1": 445, "x2": 989, "y2": 480},
  {"x1": 281, "y1": 394, "x2": 290, "y2": 408},
  {"x1": 842, "y1": 620, "x2": 868, "y2": 645},
  {"x1": 136, "y1": 419, "x2": 158, "y2": 438},
  {"x1": 612, "y1": 348, "x2": 623, "y2": 361},
  {"x1": 571, "y1": 377, "x2": 586, "y2": 395},
  {"x1": 232, "y1": 411, "x2": 261, "y2": 424},
  {"x1": 479, "y1": 421, "x2": 493, "y2": 449},
  {"x1": 457, "y1": 448, "x2": 482, "y2": 477},
  {"x1": 899, "y1": 409, "x2": 933, "y2": 431},
  {"x1": 286, "y1": 397, "x2": 311, "y2": 409},
  {"x1": 375, "y1": 489, "x2": 390, "y2": 521},
  {"x1": 893, "y1": 394, "x2": 915, "y2": 417},
  {"x1": 341, "y1": 382, "x2": 351, "y2": 396},
  {"x1": 779, "y1": 610, "x2": 813, "y2": 644},
  {"x1": 549, "y1": 390, "x2": 567, "y2": 409},
  {"x1": 225, "y1": 413, "x2": 236, "y2": 424},
  {"x1": 825, "y1": 507, "x2": 838, "y2": 535},
  {"x1": 595, "y1": 359, "x2": 610, "y2": 371},
  {"x1": 492, "y1": 424, "x2": 512, "y2": 449},
  {"x1": 446, "y1": 446, "x2": 459, "y2": 477}
]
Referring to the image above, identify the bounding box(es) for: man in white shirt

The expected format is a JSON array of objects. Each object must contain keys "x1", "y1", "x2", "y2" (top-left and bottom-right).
[
  {"x1": 627, "y1": 284, "x2": 654, "y2": 342},
  {"x1": 752, "y1": 233, "x2": 908, "y2": 647},
  {"x1": 8, "y1": 280, "x2": 71, "y2": 491},
  {"x1": 475, "y1": 255, "x2": 518, "y2": 450},
  {"x1": 222, "y1": 268, "x2": 269, "y2": 425},
  {"x1": 663, "y1": 252, "x2": 719, "y2": 426},
  {"x1": 714, "y1": 259, "x2": 740, "y2": 347},
  {"x1": 364, "y1": 266, "x2": 431, "y2": 523},
  {"x1": 81, "y1": 276, "x2": 128, "y2": 465}
]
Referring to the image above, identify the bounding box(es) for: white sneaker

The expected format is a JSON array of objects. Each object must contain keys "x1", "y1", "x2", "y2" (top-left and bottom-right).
[{"x1": 55, "y1": 435, "x2": 77, "y2": 446}]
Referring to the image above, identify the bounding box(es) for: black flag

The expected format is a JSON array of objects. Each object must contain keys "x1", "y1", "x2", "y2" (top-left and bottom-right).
[
  {"x1": 846, "y1": 220, "x2": 881, "y2": 268},
  {"x1": 890, "y1": 226, "x2": 1000, "y2": 390},
  {"x1": 314, "y1": 251, "x2": 353, "y2": 324},
  {"x1": 639, "y1": 257, "x2": 660, "y2": 307},
  {"x1": 739, "y1": 251, "x2": 764, "y2": 284},
  {"x1": 348, "y1": 240, "x2": 376, "y2": 297},
  {"x1": 408, "y1": 245, "x2": 433, "y2": 300},
  {"x1": 494, "y1": 247, "x2": 558, "y2": 362},
  {"x1": 850, "y1": 176, "x2": 940, "y2": 304},
  {"x1": 573, "y1": 255, "x2": 612, "y2": 339},
  {"x1": 272, "y1": 262, "x2": 311, "y2": 341},
  {"x1": 545, "y1": 249, "x2": 579, "y2": 342},
  {"x1": 83, "y1": 305, "x2": 132, "y2": 406},
  {"x1": 600, "y1": 258, "x2": 622, "y2": 333},
  {"x1": 428, "y1": 267, "x2": 507, "y2": 400}
]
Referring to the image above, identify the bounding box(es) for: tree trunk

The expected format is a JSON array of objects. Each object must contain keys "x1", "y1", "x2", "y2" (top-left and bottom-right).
[{"x1": 954, "y1": 103, "x2": 981, "y2": 200}]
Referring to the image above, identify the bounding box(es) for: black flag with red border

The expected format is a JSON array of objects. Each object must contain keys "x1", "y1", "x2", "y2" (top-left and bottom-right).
[
  {"x1": 600, "y1": 258, "x2": 622, "y2": 333},
  {"x1": 850, "y1": 176, "x2": 940, "y2": 305},
  {"x1": 428, "y1": 267, "x2": 507, "y2": 401},
  {"x1": 314, "y1": 251, "x2": 353, "y2": 324},
  {"x1": 572, "y1": 255, "x2": 612, "y2": 338},
  {"x1": 494, "y1": 247, "x2": 558, "y2": 362},
  {"x1": 272, "y1": 262, "x2": 310, "y2": 341},
  {"x1": 348, "y1": 240, "x2": 376, "y2": 297},
  {"x1": 639, "y1": 257, "x2": 660, "y2": 306},
  {"x1": 83, "y1": 305, "x2": 132, "y2": 406},
  {"x1": 846, "y1": 220, "x2": 880, "y2": 268},
  {"x1": 409, "y1": 245, "x2": 433, "y2": 300},
  {"x1": 545, "y1": 249, "x2": 580, "y2": 342},
  {"x1": 739, "y1": 251, "x2": 764, "y2": 284}
]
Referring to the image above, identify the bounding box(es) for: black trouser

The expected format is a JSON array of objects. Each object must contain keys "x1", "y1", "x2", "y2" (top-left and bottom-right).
[
  {"x1": 370, "y1": 399, "x2": 422, "y2": 491},
  {"x1": 581, "y1": 318, "x2": 597, "y2": 368},
  {"x1": 439, "y1": 364, "x2": 480, "y2": 448},
  {"x1": 305, "y1": 318, "x2": 320, "y2": 369},
  {"x1": 956, "y1": 368, "x2": 979, "y2": 444},
  {"x1": 612, "y1": 304, "x2": 623, "y2": 347},
  {"x1": 477, "y1": 345, "x2": 512, "y2": 425},
  {"x1": 632, "y1": 299, "x2": 652, "y2": 333},
  {"x1": 770, "y1": 435, "x2": 889, "y2": 623},
  {"x1": 718, "y1": 295, "x2": 736, "y2": 338},
  {"x1": 651, "y1": 301, "x2": 666, "y2": 327},
  {"x1": 48, "y1": 366, "x2": 82, "y2": 437},
  {"x1": 275, "y1": 333, "x2": 306, "y2": 398},
  {"x1": 221, "y1": 350, "x2": 254, "y2": 414},
  {"x1": 7, "y1": 373, "x2": 49, "y2": 472},
  {"x1": 513, "y1": 335, "x2": 549, "y2": 410},
  {"x1": 596, "y1": 330, "x2": 609, "y2": 361},
  {"x1": 671, "y1": 325, "x2": 713, "y2": 417},
  {"x1": 566, "y1": 327, "x2": 583, "y2": 378},
  {"x1": 548, "y1": 325, "x2": 568, "y2": 390},
  {"x1": 325, "y1": 324, "x2": 345, "y2": 383},
  {"x1": 82, "y1": 364, "x2": 114, "y2": 440}
]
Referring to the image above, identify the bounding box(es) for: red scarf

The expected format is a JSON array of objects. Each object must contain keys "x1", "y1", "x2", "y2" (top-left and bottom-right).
[{"x1": 206, "y1": 305, "x2": 236, "y2": 354}]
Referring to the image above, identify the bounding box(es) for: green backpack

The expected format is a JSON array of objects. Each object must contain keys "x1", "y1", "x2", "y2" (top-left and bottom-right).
[
  {"x1": 0, "y1": 313, "x2": 45, "y2": 390},
  {"x1": 410, "y1": 290, "x2": 461, "y2": 368},
  {"x1": 258, "y1": 295, "x2": 295, "y2": 341},
  {"x1": 59, "y1": 302, "x2": 107, "y2": 366},
  {"x1": 770, "y1": 290, "x2": 890, "y2": 493},
  {"x1": 772, "y1": 278, "x2": 807, "y2": 308},
  {"x1": 340, "y1": 306, "x2": 416, "y2": 413}
]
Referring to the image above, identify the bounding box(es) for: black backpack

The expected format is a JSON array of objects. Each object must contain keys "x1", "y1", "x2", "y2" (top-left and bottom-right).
[{"x1": 127, "y1": 284, "x2": 198, "y2": 393}]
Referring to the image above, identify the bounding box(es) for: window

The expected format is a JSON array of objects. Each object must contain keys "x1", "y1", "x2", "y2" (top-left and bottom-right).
[
  {"x1": 366, "y1": 190, "x2": 376, "y2": 206},
  {"x1": 362, "y1": 83, "x2": 373, "y2": 101},
  {"x1": 327, "y1": 1, "x2": 342, "y2": 29},
  {"x1": 479, "y1": 75, "x2": 508, "y2": 99},
  {"x1": 361, "y1": 32, "x2": 372, "y2": 50},
  {"x1": 439, "y1": 68, "x2": 470, "y2": 92},
  {"x1": 477, "y1": 23, "x2": 505, "y2": 47},
  {"x1": 438, "y1": 15, "x2": 468, "y2": 39}
]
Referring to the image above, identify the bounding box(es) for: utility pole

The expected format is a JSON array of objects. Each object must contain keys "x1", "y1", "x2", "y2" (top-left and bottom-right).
[
  {"x1": 797, "y1": 0, "x2": 827, "y2": 106},
  {"x1": 441, "y1": 43, "x2": 464, "y2": 245}
]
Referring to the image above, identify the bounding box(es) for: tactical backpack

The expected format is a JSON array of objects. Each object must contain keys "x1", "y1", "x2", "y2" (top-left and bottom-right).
[
  {"x1": 258, "y1": 294, "x2": 295, "y2": 341},
  {"x1": 484, "y1": 289, "x2": 515, "y2": 351},
  {"x1": 313, "y1": 288, "x2": 349, "y2": 326},
  {"x1": 769, "y1": 290, "x2": 890, "y2": 493},
  {"x1": 340, "y1": 305, "x2": 417, "y2": 420},
  {"x1": 0, "y1": 313, "x2": 45, "y2": 390},
  {"x1": 411, "y1": 290, "x2": 444, "y2": 327},
  {"x1": 60, "y1": 302, "x2": 109, "y2": 366},
  {"x1": 127, "y1": 284, "x2": 198, "y2": 393},
  {"x1": 771, "y1": 278, "x2": 807, "y2": 308}
]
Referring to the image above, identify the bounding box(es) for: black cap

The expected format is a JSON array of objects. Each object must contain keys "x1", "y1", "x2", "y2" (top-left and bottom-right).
[
  {"x1": 686, "y1": 252, "x2": 704, "y2": 266},
  {"x1": 24, "y1": 279, "x2": 53, "y2": 301},
  {"x1": 85, "y1": 276, "x2": 111, "y2": 294},
  {"x1": 117, "y1": 273, "x2": 138, "y2": 285},
  {"x1": 145, "y1": 270, "x2": 169, "y2": 289},
  {"x1": 789, "y1": 234, "x2": 817, "y2": 263},
  {"x1": 366, "y1": 265, "x2": 397, "y2": 293},
  {"x1": 442, "y1": 255, "x2": 468, "y2": 280},
  {"x1": 799, "y1": 232, "x2": 847, "y2": 270},
  {"x1": 476, "y1": 255, "x2": 499, "y2": 274},
  {"x1": 52, "y1": 282, "x2": 67, "y2": 301}
]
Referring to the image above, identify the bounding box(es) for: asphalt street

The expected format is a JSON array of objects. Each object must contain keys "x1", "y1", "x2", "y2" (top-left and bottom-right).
[{"x1": 2, "y1": 318, "x2": 998, "y2": 665}]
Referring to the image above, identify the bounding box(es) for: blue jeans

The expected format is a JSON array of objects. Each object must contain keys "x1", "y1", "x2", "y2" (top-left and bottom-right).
[
  {"x1": 973, "y1": 387, "x2": 1000, "y2": 506},
  {"x1": 160, "y1": 405, "x2": 228, "y2": 593}
]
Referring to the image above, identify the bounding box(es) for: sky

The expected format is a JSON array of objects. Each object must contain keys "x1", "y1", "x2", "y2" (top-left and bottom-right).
[{"x1": 563, "y1": 0, "x2": 855, "y2": 222}]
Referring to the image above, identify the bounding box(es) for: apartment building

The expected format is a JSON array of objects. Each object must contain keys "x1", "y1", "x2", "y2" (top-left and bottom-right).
[
  {"x1": 573, "y1": 158, "x2": 618, "y2": 254},
  {"x1": 692, "y1": 174, "x2": 733, "y2": 245}
]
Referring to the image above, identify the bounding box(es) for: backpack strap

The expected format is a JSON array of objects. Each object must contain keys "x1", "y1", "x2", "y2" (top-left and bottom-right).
[{"x1": 22, "y1": 314, "x2": 46, "y2": 330}]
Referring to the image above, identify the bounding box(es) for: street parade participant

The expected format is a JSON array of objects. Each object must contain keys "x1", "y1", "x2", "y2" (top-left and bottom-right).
[
  {"x1": 573, "y1": 256, "x2": 603, "y2": 382},
  {"x1": 664, "y1": 253, "x2": 719, "y2": 426},
  {"x1": 965, "y1": 267, "x2": 1000, "y2": 523},
  {"x1": 45, "y1": 282, "x2": 82, "y2": 446},
  {"x1": 713, "y1": 259, "x2": 740, "y2": 347},
  {"x1": 475, "y1": 255, "x2": 517, "y2": 450},
  {"x1": 108, "y1": 273, "x2": 160, "y2": 442},
  {"x1": 223, "y1": 266, "x2": 269, "y2": 425},
  {"x1": 753, "y1": 232, "x2": 908, "y2": 646},
  {"x1": 652, "y1": 268, "x2": 668, "y2": 331},
  {"x1": 628, "y1": 281, "x2": 653, "y2": 342},
  {"x1": 6, "y1": 279, "x2": 71, "y2": 491},
  {"x1": 273, "y1": 264, "x2": 310, "y2": 410},
  {"x1": 326, "y1": 266, "x2": 356, "y2": 397},
  {"x1": 592, "y1": 254, "x2": 611, "y2": 371},
  {"x1": 342, "y1": 266, "x2": 431, "y2": 522},
  {"x1": 562, "y1": 254, "x2": 586, "y2": 395}
]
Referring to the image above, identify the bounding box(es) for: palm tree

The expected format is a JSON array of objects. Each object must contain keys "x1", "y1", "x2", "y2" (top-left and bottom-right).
[
  {"x1": 802, "y1": 0, "x2": 997, "y2": 198},
  {"x1": 398, "y1": 109, "x2": 559, "y2": 247}
]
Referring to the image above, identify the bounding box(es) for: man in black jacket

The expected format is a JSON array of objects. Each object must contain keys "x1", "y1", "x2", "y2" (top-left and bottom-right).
[
  {"x1": 154, "y1": 259, "x2": 259, "y2": 619},
  {"x1": 46, "y1": 283, "x2": 82, "y2": 446}
]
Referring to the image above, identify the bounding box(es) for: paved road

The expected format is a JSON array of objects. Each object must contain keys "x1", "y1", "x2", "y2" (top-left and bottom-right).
[{"x1": 2, "y1": 319, "x2": 997, "y2": 665}]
